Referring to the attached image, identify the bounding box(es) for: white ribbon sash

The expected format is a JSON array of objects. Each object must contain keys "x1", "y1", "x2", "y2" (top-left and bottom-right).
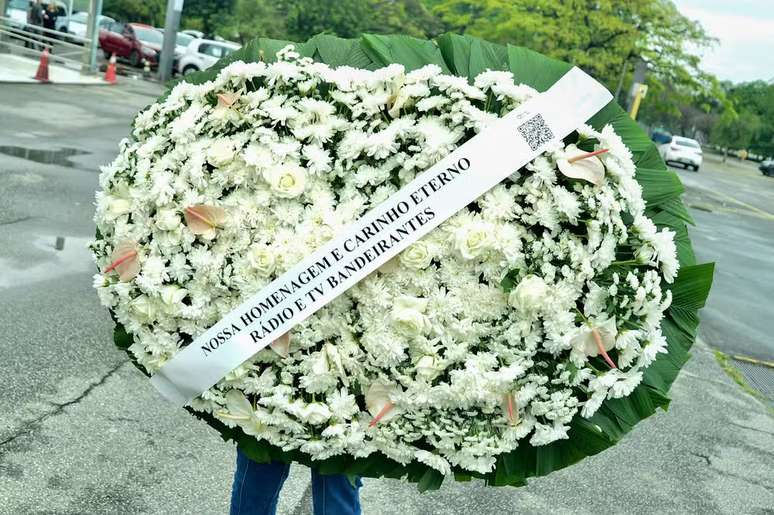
[{"x1": 151, "y1": 67, "x2": 613, "y2": 405}]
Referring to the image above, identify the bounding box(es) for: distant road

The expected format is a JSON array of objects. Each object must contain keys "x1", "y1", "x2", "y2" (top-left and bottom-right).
[{"x1": 674, "y1": 153, "x2": 774, "y2": 360}]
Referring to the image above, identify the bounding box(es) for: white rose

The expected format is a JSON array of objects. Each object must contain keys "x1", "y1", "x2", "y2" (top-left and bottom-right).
[
  {"x1": 392, "y1": 295, "x2": 432, "y2": 336},
  {"x1": 454, "y1": 222, "x2": 492, "y2": 260},
  {"x1": 415, "y1": 355, "x2": 441, "y2": 380},
  {"x1": 323, "y1": 343, "x2": 348, "y2": 384},
  {"x1": 310, "y1": 352, "x2": 330, "y2": 376},
  {"x1": 155, "y1": 208, "x2": 181, "y2": 231},
  {"x1": 302, "y1": 402, "x2": 332, "y2": 425},
  {"x1": 247, "y1": 244, "x2": 276, "y2": 276},
  {"x1": 208, "y1": 138, "x2": 237, "y2": 166},
  {"x1": 106, "y1": 196, "x2": 131, "y2": 218},
  {"x1": 400, "y1": 241, "x2": 432, "y2": 270},
  {"x1": 131, "y1": 294, "x2": 157, "y2": 322},
  {"x1": 265, "y1": 163, "x2": 306, "y2": 198},
  {"x1": 508, "y1": 275, "x2": 550, "y2": 313},
  {"x1": 160, "y1": 285, "x2": 187, "y2": 306},
  {"x1": 634, "y1": 244, "x2": 655, "y2": 265}
]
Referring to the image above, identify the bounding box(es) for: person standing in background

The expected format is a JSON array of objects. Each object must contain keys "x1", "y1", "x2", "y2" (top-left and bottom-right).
[
  {"x1": 42, "y1": 2, "x2": 58, "y2": 34},
  {"x1": 27, "y1": 0, "x2": 45, "y2": 49}
]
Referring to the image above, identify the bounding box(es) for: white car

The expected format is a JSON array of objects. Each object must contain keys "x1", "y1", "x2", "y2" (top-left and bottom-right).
[
  {"x1": 67, "y1": 11, "x2": 114, "y2": 39},
  {"x1": 658, "y1": 135, "x2": 703, "y2": 171},
  {"x1": 177, "y1": 38, "x2": 240, "y2": 75},
  {"x1": 156, "y1": 28, "x2": 195, "y2": 58}
]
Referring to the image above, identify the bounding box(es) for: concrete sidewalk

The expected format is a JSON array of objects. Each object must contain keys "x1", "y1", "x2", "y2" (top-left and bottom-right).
[{"x1": 0, "y1": 53, "x2": 106, "y2": 84}]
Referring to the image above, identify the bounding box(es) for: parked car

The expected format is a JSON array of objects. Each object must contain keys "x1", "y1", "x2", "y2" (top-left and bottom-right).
[
  {"x1": 181, "y1": 29, "x2": 204, "y2": 39},
  {"x1": 650, "y1": 129, "x2": 672, "y2": 145},
  {"x1": 99, "y1": 22, "x2": 162, "y2": 67},
  {"x1": 658, "y1": 135, "x2": 703, "y2": 171},
  {"x1": 155, "y1": 28, "x2": 194, "y2": 57},
  {"x1": 5, "y1": 0, "x2": 28, "y2": 26},
  {"x1": 180, "y1": 29, "x2": 237, "y2": 45},
  {"x1": 66, "y1": 11, "x2": 114, "y2": 39},
  {"x1": 759, "y1": 159, "x2": 774, "y2": 177},
  {"x1": 176, "y1": 38, "x2": 239, "y2": 75}
]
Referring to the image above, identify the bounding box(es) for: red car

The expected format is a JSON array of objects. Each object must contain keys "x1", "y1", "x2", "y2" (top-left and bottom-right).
[{"x1": 99, "y1": 22, "x2": 163, "y2": 67}]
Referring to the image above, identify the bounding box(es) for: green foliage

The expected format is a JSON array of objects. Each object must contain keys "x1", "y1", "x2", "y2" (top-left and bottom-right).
[
  {"x1": 724, "y1": 81, "x2": 774, "y2": 157},
  {"x1": 182, "y1": 0, "x2": 234, "y2": 34},
  {"x1": 214, "y1": 0, "x2": 286, "y2": 44},
  {"x1": 427, "y1": 0, "x2": 715, "y2": 94},
  {"x1": 103, "y1": 0, "x2": 167, "y2": 26},
  {"x1": 710, "y1": 84, "x2": 769, "y2": 155},
  {"x1": 106, "y1": 0, "x2": 725, "y2": 133},
  {"x1": 281, "y1": 0, "x2": 441, "y2": 41}
]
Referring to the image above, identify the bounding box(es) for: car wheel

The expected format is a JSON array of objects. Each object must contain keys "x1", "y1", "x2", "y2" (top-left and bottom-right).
[
  {"x1": 182, "y1": 64, "x2": 199, "y2": 76},
  {"x1": 129, "y1": 50, "x2": 140, "y2": 67},
  {"x1": 693, "y1": 165, "x2": 699, "y2": 172}
]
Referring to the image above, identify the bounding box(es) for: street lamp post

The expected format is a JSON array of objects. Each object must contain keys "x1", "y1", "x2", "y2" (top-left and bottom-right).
[
  {"x1": 158, "y1": 0, "x2": 183, "y2": 84},
  {"x1": 81, "y1": 0, "x2": 102, "y2": 74}
]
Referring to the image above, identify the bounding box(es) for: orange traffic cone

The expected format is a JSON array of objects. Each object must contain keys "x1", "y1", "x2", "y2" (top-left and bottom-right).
[
  {"x1": 33, "y1": 49, "x2": 50, "y2": 82},
  {"x1": 104, "y1": 54, "x2": 117, "y2": 84}
]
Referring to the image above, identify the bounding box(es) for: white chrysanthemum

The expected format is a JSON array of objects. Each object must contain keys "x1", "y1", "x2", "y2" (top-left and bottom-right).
[{"x1": 91, "y1": 46, "x2": 679, "y2": 476}]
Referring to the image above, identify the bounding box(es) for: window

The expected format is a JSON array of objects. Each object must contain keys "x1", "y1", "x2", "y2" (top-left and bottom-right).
[
  {"x1": 675, "y1": 139, "x2": 700, "y2": 149},
  {"x1": 176, "y1": 32, "x2": 194, "y2": 47},
  {"x1": 133, "y1": 26, "x2": 163, "y2": 45},
  {"x1": 70, "y1": 12, "x2": 87, "y2": 23},
  {"x1": 110, "y1": 22, "x2": 125, "y2": 33},
  {"x1": 199, "y1": 43, "x2": 217, "y2": 57},
  {"x1": 199, "y1": 43, "x2": 230, "y2": 58}
]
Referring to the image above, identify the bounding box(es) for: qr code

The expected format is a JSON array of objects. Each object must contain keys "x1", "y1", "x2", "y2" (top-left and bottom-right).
[{"x1": 517, "y1": 114, "x2": 554, "y2": 151}]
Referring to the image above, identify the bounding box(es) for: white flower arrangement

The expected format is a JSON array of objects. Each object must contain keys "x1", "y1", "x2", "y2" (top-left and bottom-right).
[{"x1": 91, "y1": 46, "x2": 680, "y2": 477}]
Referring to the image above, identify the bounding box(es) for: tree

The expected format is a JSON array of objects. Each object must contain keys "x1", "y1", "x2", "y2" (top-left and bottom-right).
[
  {"x1": 215, "y1": 0, "x2": 286, "y2": 44},
  {"x1": 280, "y1": 0, "x2": 441, "y2": 41},
  {"x1": 426, "y1": 0, "x2": 717, "y2": 121},
  {"x1": 715, "y1": 81, "x2": 774, "y2": 156},
  {"x1": 182, "y1": 0, "x2": 235, "y2": 35},
  {"x1": 710, "y1": 108, "x2": 762, "y2": 153},
  {"x1": 103, "y1": 0, "x2": 166, "y2": 26}
]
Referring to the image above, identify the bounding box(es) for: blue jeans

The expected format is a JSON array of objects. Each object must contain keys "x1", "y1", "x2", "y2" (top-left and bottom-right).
[{"x1": 230, "y1": 448, "x2": 362, "y2": 515}]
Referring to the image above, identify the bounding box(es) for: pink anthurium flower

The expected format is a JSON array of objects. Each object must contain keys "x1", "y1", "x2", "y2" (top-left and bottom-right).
[
  {"x1": 183, "y1": 204, "x2": 226, "y2": 239},
  {"x1": 571, "y1": 317, "x2": 618, "y2": 369},
  {"x1": 217, "y1": 92, "x2": 239, "y2": 109},
  {"x1": 557, "y1": 144, "x2": 609, "y2": 186},
  {"x1": 502, "y1": 391, "x2": 519, "y2": 426},
  {"x1": 269, "y1": 332, "x2": 290, "y2": 358},
  {"x1": 591, "y1": 328, "x2": 618, "y2": 369},
  {"x1": 103, "y1": 240, "x2": 139, "y2": 282},
  {"x1": 366, "y1": 383, "x2": 401, "y2": 427}
]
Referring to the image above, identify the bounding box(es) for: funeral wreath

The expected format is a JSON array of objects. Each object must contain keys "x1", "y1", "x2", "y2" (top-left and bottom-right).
[{"x1": 90, "y1": 34, "x2": 713, "y2": 490}]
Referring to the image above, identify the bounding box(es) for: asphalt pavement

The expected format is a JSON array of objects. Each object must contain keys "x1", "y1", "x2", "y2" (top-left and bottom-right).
[
  {"x1": 672, "y1": 155, "x2": 774, "y2": 361},
  {"x1": 1, "y1": 83, "x2": 772, "y2": 514}
]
